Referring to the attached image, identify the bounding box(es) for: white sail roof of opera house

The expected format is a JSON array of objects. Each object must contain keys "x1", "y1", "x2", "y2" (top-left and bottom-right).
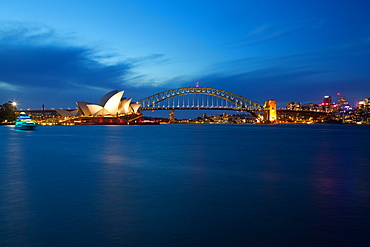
[
  {"x1": 130, "y1": 103, "x2": 141, "y2": 114},
  {"x1": 76, "y1": 90, "x2": 141, "y2": 117},
  {"x1": 97, "y1": 90, "x2": 118, "y2": 106},
  {"x1": 119, "y1": 98, "x2": 132, "y2": 114}
]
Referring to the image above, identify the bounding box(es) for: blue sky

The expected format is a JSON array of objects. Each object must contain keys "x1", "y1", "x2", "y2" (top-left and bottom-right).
[{"x1": 1, "y1": 0, "x2": 369, "y2": 117}]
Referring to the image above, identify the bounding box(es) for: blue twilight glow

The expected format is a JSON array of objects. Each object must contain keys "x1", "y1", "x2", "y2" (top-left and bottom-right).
[{"x1": 0, "y1": 0, "x2": 369, "y2": 112}]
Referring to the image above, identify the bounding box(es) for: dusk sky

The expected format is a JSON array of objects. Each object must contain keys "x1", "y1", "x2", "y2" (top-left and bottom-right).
[{"x1": 1, "y1": 0, "x2": 369, "y2": 116}]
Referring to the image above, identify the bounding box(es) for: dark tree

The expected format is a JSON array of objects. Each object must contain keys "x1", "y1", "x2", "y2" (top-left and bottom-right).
[{"x1": 0, "y1": 101, "x2": 17, "y2": 122}]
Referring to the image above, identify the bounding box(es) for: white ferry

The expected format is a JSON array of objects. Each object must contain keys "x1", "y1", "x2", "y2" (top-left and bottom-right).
[{"x1": 15, "y1": 112, "x2": 37, "y2": 130}]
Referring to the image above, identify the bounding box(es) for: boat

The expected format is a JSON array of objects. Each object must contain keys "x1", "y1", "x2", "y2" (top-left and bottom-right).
[{"x1": 15, "y1": 112, "x2": 37, "y2": 130}]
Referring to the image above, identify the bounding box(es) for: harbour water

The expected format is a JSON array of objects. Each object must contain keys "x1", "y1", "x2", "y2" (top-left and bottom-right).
[{"x1": 0, "y1": 124, "x2": 369, "y2": 246}]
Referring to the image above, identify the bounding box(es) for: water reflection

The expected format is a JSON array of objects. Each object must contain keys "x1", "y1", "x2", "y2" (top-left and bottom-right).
[
  {"x1": 309, "y1": 128, "x2": 367, "y2": 244},
  {"x1": 93, "y1": 127, "x2": 138, "y2": 244},
  {"x1": 260, "y1": 136, "x2": 281, "y2": 198},
  {"x1": 0, "y1": 129, "x2": 34, "y2": 245}
]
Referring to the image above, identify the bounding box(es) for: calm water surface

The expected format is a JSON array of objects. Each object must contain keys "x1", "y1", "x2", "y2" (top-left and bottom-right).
[{"x1": 0, "y1": 124, "x2": 369, "y2": 246}]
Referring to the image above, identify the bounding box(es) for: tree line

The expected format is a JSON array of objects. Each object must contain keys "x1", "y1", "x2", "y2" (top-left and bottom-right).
[{"x1": 0, "y1": 102, "x2": 16, "y2": 122}]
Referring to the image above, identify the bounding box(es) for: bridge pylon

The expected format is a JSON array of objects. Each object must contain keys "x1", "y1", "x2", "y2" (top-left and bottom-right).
[{"x1": 264, "y1": 100, "x2": 277, "y2": 122}]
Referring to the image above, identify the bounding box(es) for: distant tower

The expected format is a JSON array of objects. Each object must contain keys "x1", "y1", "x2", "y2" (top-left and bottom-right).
[
  {"x1": 337, "y1": 95, "x2": 346, "y2": 108},
  {"x1": 323, "y1": 96, "x2": 332, "y2": 105},
  {"x1": 42, "y1": 104, "x2": 45, "y2": 119},
  {"x1": 169, "y1": 109, "x2": 175, "y2": 122},
  {"x1": 320, "y1": 95, "x2": 333, "y2": 112}
]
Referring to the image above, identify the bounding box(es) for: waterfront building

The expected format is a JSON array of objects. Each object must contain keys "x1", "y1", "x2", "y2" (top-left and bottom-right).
[
  {"x1": 365, "y1": 98, "x2": 370, "y2": 111},
  {"x1": 357, "y1": 97, "x2": 370, "y2": 111},
  {"x1": 73, "y1": 90, "x2": 142, "y2": 124},
  {"x1": 286, "y1": 102, "x2": 302, "y2": 111},
  {"x1": 55, "y1": 109, "x2": 79, "y2": 118},
  {"x1": 302, "y1": 103, "x2": 319, "y2": 111},
  {"x1": 76, "y1": 90, "x2": 141, "y2": 117}
]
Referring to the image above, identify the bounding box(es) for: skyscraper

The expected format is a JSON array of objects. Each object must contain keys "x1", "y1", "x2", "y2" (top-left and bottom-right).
[
  {"x1": 323, "y1": 96, "x2": 332, "y2": 105},
  {"x1": 338, "y1": 96, "x2": 346, "y2": 108}
]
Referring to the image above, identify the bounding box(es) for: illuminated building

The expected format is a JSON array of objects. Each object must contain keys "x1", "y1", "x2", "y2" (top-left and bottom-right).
[
  {"x1": 55, "y1": 109, "x2": 79, "y2": 117},
  {"x1": 357, "y1": 98, "x2": 370, "y2": 111},
  {"x1": 338, "y1": 96, "x2": 347, "y2": 108},
  {"x1": 74, "y1": 90, "x2": 142, "y2": 124},
  {"x1": 302, "y1": 103, "x2": 319, "y2": 111},
  {"x1": 286, "y1": 102, "x2": 302, "y2": 111},
  {"x1": 76, "y1": 90, "x2": 141, "y2": 117},
  {"x1": 319, "y1": 95, "x2": 335, "y2": 112},
  {"x1": 323, "y1": 95, "x2": 332, "y2": 105},
  {"x1": 363, "y1": 97, "x2": 370, "y2": 111}
]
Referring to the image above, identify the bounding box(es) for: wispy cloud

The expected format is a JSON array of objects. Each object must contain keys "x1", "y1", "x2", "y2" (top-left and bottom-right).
[
  {"x1": 0, "y1": 22, "x2": 131, "y2": 91},
  {"x1": 226, "y1": 23, "x2": 298, "y2": 48},
  {"x1": 0, "y1": 80, "x2": 21, "y2": 91},
  {"x1": 0, "y1": 22, "x2": 167, "y2": 107},
  {"x1": 226, "y1": 19, "x2": 326, "y2": 48},
  {"x1": 127, "y1": 54, "x2": 167, "y2": 65}
]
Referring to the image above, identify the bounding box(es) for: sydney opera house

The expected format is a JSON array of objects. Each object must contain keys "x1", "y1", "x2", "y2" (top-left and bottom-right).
[{"x1": 69, "y1": 90, "x2": 142, "y2": 124}]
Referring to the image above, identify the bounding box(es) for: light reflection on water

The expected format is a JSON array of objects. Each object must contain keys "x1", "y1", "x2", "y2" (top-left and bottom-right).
[
  {"x1": 0, "y1": 124, "x2": 369, "y2": 246},
  {"x1": 0, "y1": 127, "x2": 35, "y2": 246}
]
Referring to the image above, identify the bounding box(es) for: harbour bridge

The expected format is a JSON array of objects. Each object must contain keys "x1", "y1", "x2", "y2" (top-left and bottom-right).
[
  {"x1": 15, "y1": 86, "x2": 328, "y2": 123},
  {"x1": 137, "y1": 87, "x2": 269, "y2": 119},
  {"x1": 137, "y1": 87, "x2": 331, "y2": 122}
]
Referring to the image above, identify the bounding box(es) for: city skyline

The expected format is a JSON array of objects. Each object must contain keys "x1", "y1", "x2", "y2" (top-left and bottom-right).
[{"x1": 1, "y1": 1, "x2": 369, "y2": 112}]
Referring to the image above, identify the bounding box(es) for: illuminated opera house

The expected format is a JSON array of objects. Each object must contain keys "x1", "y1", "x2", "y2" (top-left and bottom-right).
[{"x1": 72, "y1": 90, "x2": 142, "y2": 124}]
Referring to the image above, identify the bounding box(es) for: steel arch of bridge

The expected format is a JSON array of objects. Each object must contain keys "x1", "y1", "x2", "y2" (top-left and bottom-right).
[{"x1": 138, "y1": 87, "x2": 265, "y2": 112}]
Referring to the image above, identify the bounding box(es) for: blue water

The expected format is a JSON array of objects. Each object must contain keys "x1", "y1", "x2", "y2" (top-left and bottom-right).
[{"x1": 0, "y1": 124, "x2": 369, "y2": 246}]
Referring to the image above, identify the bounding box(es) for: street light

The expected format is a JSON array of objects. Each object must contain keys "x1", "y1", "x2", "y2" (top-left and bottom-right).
[{"x1": 9, "y1": 101, "x2": 17, "y2": 122}]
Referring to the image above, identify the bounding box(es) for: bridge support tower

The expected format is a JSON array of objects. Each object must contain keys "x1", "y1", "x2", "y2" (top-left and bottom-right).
[{"x1": 264, "y1": 100, "x2": 277, "y2": 122}]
